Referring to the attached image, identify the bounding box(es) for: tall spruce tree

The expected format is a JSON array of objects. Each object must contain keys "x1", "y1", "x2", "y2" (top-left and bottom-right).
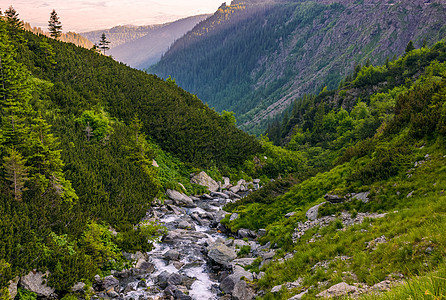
[
  {"x1": 98, "y1": 33, "x2": 110, "y2": 55},
  {"x1": 3, "y1": 147, "x2": 28, "y2": 201},
  {"x1": 405, "y1": 40, "x2": 415, "y2": 54},
  {"x1": 4, "y1": 6, "x2": 23, "y2": 40},
  {"x1": 48, "y1": 9, "x2": 62, "y2": 39}
]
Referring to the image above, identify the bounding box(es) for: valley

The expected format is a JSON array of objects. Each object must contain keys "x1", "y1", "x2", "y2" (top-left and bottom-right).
[{"x1": 1, "y1": 1, "x2": 446, "y2": 299}]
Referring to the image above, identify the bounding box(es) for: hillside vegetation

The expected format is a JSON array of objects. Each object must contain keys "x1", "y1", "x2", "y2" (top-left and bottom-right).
[
  {"x1": 150, "y1": 0, "x2": 446, "y2": 134},
  {"x1": 0, "y1": 18, "x2": 262, "y2": 297},
  {"x1": 222, "y1": 40, "x2": 446, "y2": 299}
]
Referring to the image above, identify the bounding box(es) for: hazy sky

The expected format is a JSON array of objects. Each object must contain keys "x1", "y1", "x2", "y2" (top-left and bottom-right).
[{"x1": 1, "y1": 0, "x2": 225, "y2": 32}]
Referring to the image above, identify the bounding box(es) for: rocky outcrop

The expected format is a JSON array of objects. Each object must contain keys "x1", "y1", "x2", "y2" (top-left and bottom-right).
[
  {"x1": 190, "y1": 171, "x2": 219, "y2": 192},
  {"x1": 20, "y1": 271, "x2": 56, "y2": 299}
]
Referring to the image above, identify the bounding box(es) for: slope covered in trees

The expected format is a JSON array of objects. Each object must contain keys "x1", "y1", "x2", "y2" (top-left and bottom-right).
[
  {"x1": 150, "y1": 0, "x2": 446, "y2": 134},
  {"x1": 0, "y1": 17, "x2": 261, "y2": 297}
]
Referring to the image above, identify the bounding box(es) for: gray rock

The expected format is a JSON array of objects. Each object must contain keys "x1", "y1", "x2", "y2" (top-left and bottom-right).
[
  {"x1": 285, "y1": 212, "x2": 296, "y2": 218},
  {"x1": 288, "y1": 290, "x2": 308, "y2": 300},
  {"x1": 226, "y1": 191, "x2": 241, "y2": 199},
  {"x1": 166, "y1": 189, "x2": 195, "y2": 207},
  {"x1": 190, "y1": 171, "x2": 219, "y2": 192},
  {"x1": 271, "y1": 284, "x2": 282, "y2": 293},
  {"x1": 230, "y1": 213, "x2": 239, "y2": 222},
  {"x1": 211, "y1": 191, "x2": 230, "y2": 199},
  {"x1": 232, "y1": 258, "x2": 257, "y2": 268},
  {"x1": 220, "y1": 276, "x2": 236, "y2": 294},
  {"x1": 258, "y1": 229, "x2": 267, "y2": 236},
  {"x1": 222, "y1": 177, "x2": 231, "y2": 189},
  {"x1": 71, "y1": 282, "x2": 85, "y2": 293},
  {"x1": 8, "y1": 278, "x2": 18, "y2": 299},
  {"x1": 238, "y1": 229, "x2": 256, "y2": 239},
  {"x1": 157, "y1": 271, "x2": 170, "y2": 288},
  {"x1": 232, "y1": 265, "x2": 254, "y2": 281},
  {"x1": 253, "y1": 179, "x2": 261, "y2": 184},
  {"x1": 207, "y1": 241, "x2": 237, "y2": 266},
  {"x1": 316, "y1": 282, "x2": 358, "y2": 298},
  {"x1": 352, "y1": 192, "x2": 370, "y2": 203},
  {"x1": 324, "y1": 194, "x2": 345, "y2": 203},
  {"x1": 256, "y1": 272, "x2": 266, "y2": 279},
  {"x1": 232, "y1": 280, "x2": 255, "y2": 300},
  {"x1": 215, "y1": 210, "x2": 230, "y2": 223},
  {"x1": 306, "y1": 202, "x2": 326, "y2": 221},
  {"x1": 100, "y1": 275, "x2": 119, "y2": 292},
  {"x1": 201, "y1": 193, "x2": 213, "y2": 199},
  {"x1": 178, "y1": 220, "x2": 193, "y2": 229},
  {"x1": 230, "y1": 185, "x2": 241, "y2": 194},
  {"x1": 164, "y1": 249, "x2": 180, "y2": 261},
  {"x1": 20, "y1": 271, "x2": 56, "y2": 298}
]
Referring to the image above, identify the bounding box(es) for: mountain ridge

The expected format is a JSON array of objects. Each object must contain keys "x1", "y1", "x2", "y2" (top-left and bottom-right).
[{"x1": 150, "y1": 0, "x2": 446, "y2": 134}]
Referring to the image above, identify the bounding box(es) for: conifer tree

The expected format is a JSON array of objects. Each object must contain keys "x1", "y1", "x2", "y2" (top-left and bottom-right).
[
  {"x1": 98, "y1": 33, "x2": 110, "y2": 55},
  {"x1": 48, "y1": 9, "x2": 62, "y2": 39},
  {"x1": 405, "y1": 40, "x2": 415, "y2": 54},
  {"x1": 3, "y1": 147, "x2": 28, "y2": 201},
  {"x1": 4, "y1": 6, "x2": 22, "y2": 30}
]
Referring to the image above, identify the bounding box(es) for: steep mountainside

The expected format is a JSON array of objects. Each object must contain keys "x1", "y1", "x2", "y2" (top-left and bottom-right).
[
  {"x1": 150, "y1": 0, "x2": 446, "y2": 134},
  {"x1": 109, "y1": 15, "x2": 211, "y2": 69}
]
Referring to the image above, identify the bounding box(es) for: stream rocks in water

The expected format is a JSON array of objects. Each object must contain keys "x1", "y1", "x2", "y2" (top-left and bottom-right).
[{"x1": 91, "y1": 181, "x2": 262, "y2": 300}]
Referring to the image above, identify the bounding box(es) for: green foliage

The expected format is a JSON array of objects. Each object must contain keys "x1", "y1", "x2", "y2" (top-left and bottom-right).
[
  {"x1": 75, "y1": 109, "x2": 113, "y2": 141},
  {"x1": 116, "y1": 221, "x2": 167, "y2": 253},
  {"x1": 16, "y1": 288, "x2": 37, "y2": 300}
]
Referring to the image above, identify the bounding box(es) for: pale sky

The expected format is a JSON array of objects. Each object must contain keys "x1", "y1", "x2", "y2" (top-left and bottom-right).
[{"x1": 1, "y1": 0, "x2": 225, "y2": 32}]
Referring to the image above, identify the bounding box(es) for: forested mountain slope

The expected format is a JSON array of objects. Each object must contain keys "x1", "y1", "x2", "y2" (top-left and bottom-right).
[
  {"x1": 0, "y1": 18, "x2": 261, "y2": 297},
  {"x1": 150, "y1": 0, "x2": 446, "y2": 134}
]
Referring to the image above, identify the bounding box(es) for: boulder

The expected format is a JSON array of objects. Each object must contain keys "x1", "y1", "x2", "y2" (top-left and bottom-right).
[
  {"x1": 238, "y1": 229, "x2": 256, "y2": 239},
  {"x1": 232, "y1": 280, "x2": 255, "y2": 300},
  {"x1": 8, "y1": 278, "x2": 19, "y2": 299},
  {"x1": 316, "y1": 282, "x2": 358, "y2": 298},
  {"x1": 230, "y1": 185, "x2": 241, "y2": 194},
  {"x1": 166, "y1": 189, "x2": 195, "y2": 207},
  {"x1": 271, "y1": 284, "x2": 282, "y2": 293},
  {"x1": 99, "y1": 275, "x2": 119, "y2": 292},
  {"x1": 352, "y1": 192, "x2": 370, "y2": 203},
  {"x1": 253, "y1": 179, "x2": 261, "y2": 184},
  {"x1": 324, "y1": 194, "x2": 345, "y2": 203},
  {"x1": 211, "y1": 191, "x2": 230, "y2": 199},
  {"x1": 222, "y1": 177, "x2": 231, "y2": 189},
  {"x1": 20, "y1": 271, "x2": 56, "y2": 298},
  {"x1": 207, "y1": 241, "x2": 237, "y2": 266},
  {"x1": 306, "y1": 202, "x2": 326, "y2": 221},
  {"x1": 190, "y1": 171, "x2": 219, "y2": 192},
  {"x1": 164, "y1": 249, "x2": 180, "y2": 261},
  {"x1": 71, "y1": 282, "x2": 86, "y2": 293},
  {"x1": 215, "y1": 210, "x2": 230, "y2": 223}
]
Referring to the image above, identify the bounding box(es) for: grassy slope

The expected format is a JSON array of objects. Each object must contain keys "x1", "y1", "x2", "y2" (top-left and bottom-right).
[{"x1": 223, "y1": 42, "x2": 446, "y2": 299}]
